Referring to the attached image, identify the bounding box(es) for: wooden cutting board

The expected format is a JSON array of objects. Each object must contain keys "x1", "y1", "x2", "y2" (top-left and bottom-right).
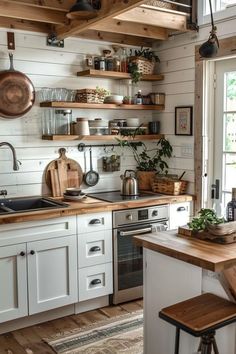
[
  {"x1": 45, "y1": 148, "x2": 83, "y2": 197},
  {"x1": 178, "y1": 226, "x2": 236, "y2": 244}
]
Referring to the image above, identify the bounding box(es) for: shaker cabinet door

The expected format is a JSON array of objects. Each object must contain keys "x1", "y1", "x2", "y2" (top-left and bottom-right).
[
  {"x1": 27, "y1": 235, "x2": 78, "y2": 315},
  {"x1": 0, "y1": 244, "x2": 28, "y2": 323}
]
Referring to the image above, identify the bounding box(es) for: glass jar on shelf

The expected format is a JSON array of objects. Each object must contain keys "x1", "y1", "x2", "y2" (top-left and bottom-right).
[
  {"x1": 41, "y1": 109, "x2": 55, "y2": 135},
  {"x1": 55, "y1": 109, "x2": 72, "y2": 135}
]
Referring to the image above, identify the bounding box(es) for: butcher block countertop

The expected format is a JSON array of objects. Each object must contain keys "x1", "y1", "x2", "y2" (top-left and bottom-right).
[
  {"x1": 134, "y1": 230, "x2": 236, "y2": 272},
  {"x1": 0, "y1": 194, "x2": 193, "y2": 225}
]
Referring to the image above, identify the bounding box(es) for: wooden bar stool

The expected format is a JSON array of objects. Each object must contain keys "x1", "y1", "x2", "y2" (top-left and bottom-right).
[{"x1": 159, "y1": 293, "x2": 236, "y2": 354}]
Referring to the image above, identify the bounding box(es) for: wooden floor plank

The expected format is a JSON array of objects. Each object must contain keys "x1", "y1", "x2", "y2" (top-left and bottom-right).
[{"x1": 0, "y1": 301, "x2": 143, "y2": 353}]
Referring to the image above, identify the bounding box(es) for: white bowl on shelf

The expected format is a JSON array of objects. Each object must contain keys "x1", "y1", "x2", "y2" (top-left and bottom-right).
[
  {"x1": 88, "y1": 119, "x2": 108, "y2": 128},
  {"x1": 104, "y1": 95, "x2": 123, "y2": 104}
]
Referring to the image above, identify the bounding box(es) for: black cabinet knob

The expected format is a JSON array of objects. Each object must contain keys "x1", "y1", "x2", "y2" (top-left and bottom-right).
[
  {"x1": 30, "y1": 250, "x2": 35, "y2": 255},
  {"x1": 20, "y1": 251, "x2": 25, "y2": 257}
]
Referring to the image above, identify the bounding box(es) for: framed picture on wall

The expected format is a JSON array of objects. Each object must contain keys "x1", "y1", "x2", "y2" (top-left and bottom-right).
[{"x1": 175, "y1": 106, "x2": 193, "y2": 136}]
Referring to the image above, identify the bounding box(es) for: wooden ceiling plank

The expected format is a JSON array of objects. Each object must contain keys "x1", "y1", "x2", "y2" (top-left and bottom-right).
[
  {"x1": 90, "y1": 19, "x2": 168, "y2": 40},
  {"x1": 0, "y1": 16, "x2": 50, "y2": 33},
  {"x1": 56, "y1": 0, "x2": 148, "y2": 40},
  {"x1": 77, "y1": 29, "x2": 153, "y2": 47},
  {"x1": 4, "y1": 0, "x2": 74, "y2": 11},
  {"x1": 0, "y1": 1, "x2": 66, "y2": 25},
  {"x1": 115, "y1": 7, "x2": 187, "y2": 31}
]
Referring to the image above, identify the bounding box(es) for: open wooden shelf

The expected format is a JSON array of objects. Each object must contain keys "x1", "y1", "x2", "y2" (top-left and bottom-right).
[
  {"x1": 42, "y1": 134, "x2": 164, "y2": 141},
  {"x1": 77, "y1": 69, "x2": 164, "y2": 81},
  {"x1": 40, "y1": 102, "x2": 164, "y2": 110}
]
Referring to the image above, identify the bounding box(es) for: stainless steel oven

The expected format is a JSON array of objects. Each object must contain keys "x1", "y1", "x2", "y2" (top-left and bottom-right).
[{"x1": 112, "y1": 205, "x2": 169, "y2": 304}]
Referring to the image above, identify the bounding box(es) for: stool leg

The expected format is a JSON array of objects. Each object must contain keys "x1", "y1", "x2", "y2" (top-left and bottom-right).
[
  {"x1": 174, "y1": 328, "x2": 180, "y2": 354},
  {"x1": 212, "y1": 337, "x2": 219, "y2": 354}
]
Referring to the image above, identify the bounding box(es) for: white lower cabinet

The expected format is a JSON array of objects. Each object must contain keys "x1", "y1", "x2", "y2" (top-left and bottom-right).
[
  {"x1": 0, "y1": 244, "x2": 28, "y2": 323},
  {"x1": 78, "y1": 263, "x2": 113, "y2": 302},
  {"x1": 28, "y1": 235, "x2": 78, "y2": 315},
  {"x1": 169, "y1": 201, "x2": 192, "y2": 230},
  {"x1": 77, "y1": 212, "x2": 113, "y2": 302},
  {"x1": 0, "y1": 216, "x2": 78, "y2": 324}
]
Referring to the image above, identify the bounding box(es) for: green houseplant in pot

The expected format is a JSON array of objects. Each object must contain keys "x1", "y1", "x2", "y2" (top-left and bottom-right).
[{"x1": 119, "y1": 137, "x2": 173, "y2": 190}]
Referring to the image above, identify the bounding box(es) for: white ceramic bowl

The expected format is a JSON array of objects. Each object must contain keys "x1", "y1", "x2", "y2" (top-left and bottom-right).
[
  {"x1": 104, "y1": 95, "x2": 123, "y2": 104},
  {"x1": 126, "y1": 118, "x2": 140, "y2": 127},
  {"x1": 89, "y1": 119, "x2": 108, "y2": 128}
]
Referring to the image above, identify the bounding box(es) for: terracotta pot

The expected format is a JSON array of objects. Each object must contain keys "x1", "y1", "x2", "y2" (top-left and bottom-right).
[{"x1": 136, "y1": 171, "x2": 156, "y2": 191}]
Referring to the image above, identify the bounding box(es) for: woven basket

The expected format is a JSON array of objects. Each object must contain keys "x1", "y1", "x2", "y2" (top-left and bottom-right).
[
  {"x1": 75, "y1": 89, "x2": 105, "y2": 104},
  {"x1": 129, "y1": 56, "x2": 155, "y2": 75},
  {"x1": 146, "y1": 0, "x2": 177, "y2": 10},
  {"x1": 151, "y1": 178, "x2": 188, "y2": 195}
]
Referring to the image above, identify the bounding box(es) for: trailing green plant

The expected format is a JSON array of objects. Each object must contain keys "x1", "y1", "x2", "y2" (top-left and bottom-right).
[
  {"x1": 129, "y1": 63, "x2": 142, "y2": 84},
  {"x1": 188, "y1": 209, "x2": 225, "y2": 232},
  {"x1": 118, "y1": 137, "x2": 173, "y2": 173}
]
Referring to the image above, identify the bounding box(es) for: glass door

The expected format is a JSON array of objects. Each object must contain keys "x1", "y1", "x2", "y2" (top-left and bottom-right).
[{"x1": 213, "y1": 59, "x2": 236, "y2": 215}]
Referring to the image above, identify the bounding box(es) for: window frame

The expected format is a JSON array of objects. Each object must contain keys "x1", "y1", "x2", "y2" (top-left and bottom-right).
[{"x1": 198, "y1": 1, "x2": 236, "y2": 26}]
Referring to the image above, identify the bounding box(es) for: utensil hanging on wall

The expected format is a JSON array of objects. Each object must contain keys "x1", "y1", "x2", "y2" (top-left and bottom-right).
[
  {"x1": 84, "y1": 148, "x2": 100, "y2": 186},
  {"x1": 199, "y1": 0, "x2": 219, "y2": 58},
  {"x1": 0, "y1": 53, "x2": 35, "y2": 118}
]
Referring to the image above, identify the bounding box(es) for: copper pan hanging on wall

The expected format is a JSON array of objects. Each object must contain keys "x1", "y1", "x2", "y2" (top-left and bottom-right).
[{"x1": 0, "y1": 53, "x2": 35, "y2": 118}]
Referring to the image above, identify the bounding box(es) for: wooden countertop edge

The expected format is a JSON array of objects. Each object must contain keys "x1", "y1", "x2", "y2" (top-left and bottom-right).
[
  {"x1": 134, "y1": 233, "x2": 236, "y2": 272},
  {"x1": 0, "y1": 194, "x2": 193, "y2": 225}
]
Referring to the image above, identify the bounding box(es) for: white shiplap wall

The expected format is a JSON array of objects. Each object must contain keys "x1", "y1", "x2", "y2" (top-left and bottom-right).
[
  {"x1": 152, "y1": 17, "x2": 236, "y2": 195},
  {"x1": 0, "y1": 29, "x2": 155, "y2": 197}
]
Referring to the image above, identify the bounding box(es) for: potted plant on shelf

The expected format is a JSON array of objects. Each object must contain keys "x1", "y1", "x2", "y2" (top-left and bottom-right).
[
  {"x1": 128, "y1": 47, "x2": 160, "y2": 84},
  {"x1": 119, "y1": 137, "x2": 173, "y2": 190}
]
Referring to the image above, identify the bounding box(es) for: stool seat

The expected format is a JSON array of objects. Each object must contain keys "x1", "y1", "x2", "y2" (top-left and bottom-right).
[{"x1": 159, "y1": 293, "x2": 236, "y2": 336}]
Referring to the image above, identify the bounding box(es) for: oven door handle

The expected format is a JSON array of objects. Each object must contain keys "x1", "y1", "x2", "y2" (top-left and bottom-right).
[{"x1": 119, "y1": 227, "x2": 152, "y2": 236}]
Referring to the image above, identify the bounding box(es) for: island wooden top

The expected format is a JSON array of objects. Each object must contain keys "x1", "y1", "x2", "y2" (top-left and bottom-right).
[
  {"x1": 0, "y1": 194, "x2": 193, "y2": 225},
  {"x1": 134, "y1": 231, "x2": 236, "y2": 272}
]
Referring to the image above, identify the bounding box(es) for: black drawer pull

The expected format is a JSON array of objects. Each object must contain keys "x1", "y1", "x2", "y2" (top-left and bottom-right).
[
  {"x1": 90, "y1": 279, "x2": 102, "y2": 286},
  {"x1": 89, "y1": 219, "x2": 102, "y2": 225},
  {"x1": 30, "y1": 250, "x2": 35, "y2": 255},
  {"x1": 90, "y1": 246, "x2": 101, "y2": 252},
  {"x1": 177, "y1": 207, "x2": 186, "y2": 212},
  {"x1": 20, "y1": 251, "x2": 25, "y2": 257}
]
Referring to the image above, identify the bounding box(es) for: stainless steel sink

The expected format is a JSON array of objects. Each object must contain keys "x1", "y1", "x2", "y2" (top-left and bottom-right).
[{"x1": 0, "y1": 197, "x2": 68, "y2": 214}]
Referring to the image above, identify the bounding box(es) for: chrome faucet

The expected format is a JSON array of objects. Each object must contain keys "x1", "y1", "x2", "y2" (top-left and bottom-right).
[{"x1": 0, "y1": 142, "x2": 20, "y2": 171}]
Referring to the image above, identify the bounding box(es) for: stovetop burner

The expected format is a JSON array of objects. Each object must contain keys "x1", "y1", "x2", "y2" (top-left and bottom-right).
[{"x1": 87, "y1": 190, "x2": 163, "y2": 203}]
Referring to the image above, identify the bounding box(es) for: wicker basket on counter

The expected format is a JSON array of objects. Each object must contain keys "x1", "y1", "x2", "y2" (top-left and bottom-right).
[
  {"x1": 151, "y1": 178, "x2": 188, "y2": 195},
  {"x1": 75, "y1": 89, "x2": 106, "y2": 104},
  {"x1": 129, "y1": 56, "x2": 155, "y2": 75}
]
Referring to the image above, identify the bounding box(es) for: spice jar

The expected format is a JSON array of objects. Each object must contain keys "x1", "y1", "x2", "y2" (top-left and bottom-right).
[{"x1": 55, "y1": 109, "x2": 72, "y2": 135}]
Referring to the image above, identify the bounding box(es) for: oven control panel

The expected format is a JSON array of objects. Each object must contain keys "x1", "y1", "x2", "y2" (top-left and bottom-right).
[{"x1": 113, "y1": 205, "x2": 169, "y2": 227}]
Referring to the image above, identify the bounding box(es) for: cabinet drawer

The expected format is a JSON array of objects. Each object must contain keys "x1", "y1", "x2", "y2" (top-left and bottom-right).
[
  {"x1": 169, "y1": 202, "x2": 191, "y2": 230},
  {"x1": 78, "y1": 263, "x2": 113, "y2": 301},
  {"x1": 78, "y1": 230, "x2": 112, "y2": 268},
  {"x1": 0, "y1": 216, "x2": 77, "y2": 246},
  {"x1": 77, "y1": 212, "x2": 112, "y2": 234}
]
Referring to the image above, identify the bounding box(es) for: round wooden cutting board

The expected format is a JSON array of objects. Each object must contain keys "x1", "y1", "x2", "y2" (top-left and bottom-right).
[{"x1": 45, "y1": 148, "x2": 83, "y2": 197}]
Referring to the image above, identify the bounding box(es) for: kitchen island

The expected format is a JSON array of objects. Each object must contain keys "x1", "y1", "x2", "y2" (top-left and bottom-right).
[{"x1": 134, "y1": 231, "x2": 236, "y2": 354}]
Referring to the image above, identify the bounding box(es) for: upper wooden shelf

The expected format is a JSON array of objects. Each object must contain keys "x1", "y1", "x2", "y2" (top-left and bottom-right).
[
  {"x1": 40, "y1": 102, "x2": 164, "y2": 110},
  {"x1": 77, "y1": 69, "x2": 164, "y2": 81},
  {"x1": 42, "y1": 134, "x2": 164, "y2": 141}
]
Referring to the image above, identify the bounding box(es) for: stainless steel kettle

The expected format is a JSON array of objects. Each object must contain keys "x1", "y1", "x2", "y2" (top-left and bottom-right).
[{"x1": 120, "y1": 169, "x2": 139, "y2": 196}]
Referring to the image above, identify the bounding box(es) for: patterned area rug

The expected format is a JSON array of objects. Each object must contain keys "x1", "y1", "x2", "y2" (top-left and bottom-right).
[{"x1": 44, "y1": 311, "x2": 143, "y2": 354}]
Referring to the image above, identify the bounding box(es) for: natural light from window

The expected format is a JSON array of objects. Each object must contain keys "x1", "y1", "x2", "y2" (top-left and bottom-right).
[{"x1": 204, "y1": 0, "x2": 236, "y2": 15}]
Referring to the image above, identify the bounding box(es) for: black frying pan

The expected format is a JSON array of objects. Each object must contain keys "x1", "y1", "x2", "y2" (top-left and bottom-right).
[{"x1": 84, "y1": 149, "x2": 100, "y2": 186}]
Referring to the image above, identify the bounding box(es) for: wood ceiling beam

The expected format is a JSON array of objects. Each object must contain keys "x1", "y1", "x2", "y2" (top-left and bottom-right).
[
  {"x1": 77, "y1": 29, "x2": 154, "y2": 47},
  {"x1": 0, "y1": 1, "x2": 66, "y2": 25},
  {"x1": 56, "y1": 0, "x2": 148, "y2": 40},
  {"x1": 90, "y1": 19, "x2": 168, "y2": 40},
  {"x1": 115, "y1": 6, "x2": 187, "y2": 31}
]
